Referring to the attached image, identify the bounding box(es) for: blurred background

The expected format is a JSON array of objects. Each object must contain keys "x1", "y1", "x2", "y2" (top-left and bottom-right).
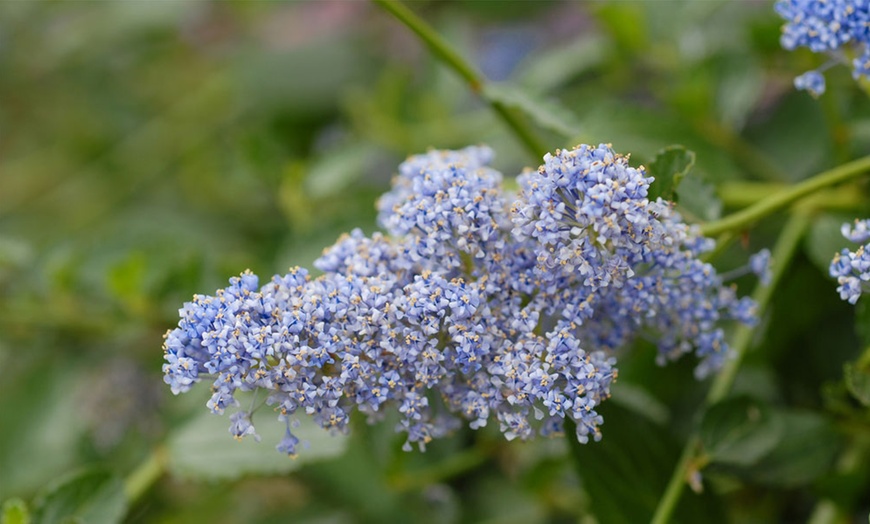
[{"x1": 2, "y1": 1, "x2": 869, "y2": 522}]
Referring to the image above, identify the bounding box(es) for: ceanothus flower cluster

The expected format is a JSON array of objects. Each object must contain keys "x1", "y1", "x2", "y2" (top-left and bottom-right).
[
  {"x1": 163, "y1": 144, "x2": 758, "y2": 456},
  {"x1": 830, "y1": 218, "x2": 870, "y2": 304},
  {"x1": 776, "y1": 0, "x2": 870, "y2": 96}
]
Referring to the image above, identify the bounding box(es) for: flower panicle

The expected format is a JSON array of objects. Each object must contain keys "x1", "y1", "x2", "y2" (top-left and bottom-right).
[{"x1": 163, "y1": 144, "x2": 759, "y2": 455}]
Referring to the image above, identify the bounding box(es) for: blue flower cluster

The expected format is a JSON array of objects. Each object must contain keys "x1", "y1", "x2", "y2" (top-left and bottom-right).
[
  {"x1": 830, "y1": 218, "x2": 870, "y2": 304},
  {"x1": 163, "y1": 144, "x2": 757, "y2": 456},
  {"x1": 776, "y1": 0, "x2": 870, "y2": 96}
]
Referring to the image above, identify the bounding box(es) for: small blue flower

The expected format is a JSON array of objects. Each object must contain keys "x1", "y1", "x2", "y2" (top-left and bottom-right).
[
  {"x1": 830, "y1": 218, "x2": 870, "y2": 304},
  {"x1": 749, "y1": 248, "x2": 773, "y2": 286},
  {"x1": 229, "y1": 411, "x2": 260, "y2": 442},
  {"x1": 776, "y1": 0, "x2": 870, "y2": 95},
  {"x1": 276, "y1": 424, "x2": 300, "y2": 457},
  {"x1": 842, "y1": 218, "x2": 870, "y2": 243},
  {"x1": 794, "y1": 70, "x2": 826, "y2": 97}
]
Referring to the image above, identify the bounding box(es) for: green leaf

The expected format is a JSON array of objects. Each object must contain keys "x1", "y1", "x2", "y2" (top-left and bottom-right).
[
  {"x1": 31, "y1": 469, "x2": 126, "y2": 524},
  {"x1": 739, "y1": 411, "x2": 840, "y2": 487},
  {"x1": 743, "y1": 92, "x2": 830, "y2": 182},
  {"x1": 844, "y1": 362, "x2": 870, "y2": 407},
  {"x1": 0, "y1": 360, "x2": 89, "y2": 499},
  {"x1": 568, "y1": 403, "x2": 725, "y2": 524},
  {"x1": 167, "y1": 404, "x2": 349, "y2": 481},
  {"x1": 646, "y1": 146, "x2": 696, "y2": 202},
  {"x1": 675, "y1": 174, "x2": 722, "y2": 222},
  {"x1": 700, "y1": 397, "x2": 783, "y2": 467},
  {"x1": 482, "y1": 83, "x2": 582, "y2": 139},
  {"x1": 2, "y1": 498, "x2": 30, "y2": 524}
]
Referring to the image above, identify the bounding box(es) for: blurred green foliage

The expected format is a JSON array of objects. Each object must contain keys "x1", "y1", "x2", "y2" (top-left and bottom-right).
[{"x1": 2, "y1": 1, "x2": 870, "y2": 523}]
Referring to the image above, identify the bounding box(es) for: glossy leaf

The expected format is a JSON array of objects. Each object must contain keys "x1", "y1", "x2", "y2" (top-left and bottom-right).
[
  {"x1": 738, "y1": 411, "x2": 840, "y2": 487},
  {"x1": 700, "y1": 397, "x2": 783, "y2": 467}
]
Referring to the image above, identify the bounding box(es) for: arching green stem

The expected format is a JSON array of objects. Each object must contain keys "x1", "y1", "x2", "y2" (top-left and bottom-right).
[
  {"x1": 372, "y1": 0, "x2": 549, "y2": 160},
  {"x1": 701, "y1": 156, "x2": 870, "y2": 237}
]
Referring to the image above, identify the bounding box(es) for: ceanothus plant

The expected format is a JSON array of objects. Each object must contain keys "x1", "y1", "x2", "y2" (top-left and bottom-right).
[
  {"x1": 162, "y1": 144, "x2": 760, "y2": 455},
  {"x1": 14, "y1": 2, "x2": 870, "y2": 523}
]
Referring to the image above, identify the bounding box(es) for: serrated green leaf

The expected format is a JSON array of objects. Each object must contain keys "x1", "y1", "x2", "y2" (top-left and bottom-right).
[
  {"x1": 2, "y1": 498, "x2": 30, "y2": 524},
  {"x1": 32, "y1": 469, "x2": 126, "y2": 524},
  {"x1": 700, "y1": 397, "x2": 783, "y2": 467},
  {"x1": 167, "y1": 403, "x2": 349, "y2": 481},
  {"x1": 646, "y1": 146, "x2": 696, "y2": 202},
  {"x1": 482, "y1": 83, "x2": 582, "y2": 139},
  {"x1": 844, "y1": 362, "x2": 870, "y2": 407}
]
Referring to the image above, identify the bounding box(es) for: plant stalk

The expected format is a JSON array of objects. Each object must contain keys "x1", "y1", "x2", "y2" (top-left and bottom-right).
[
  {"x1": 372, "y1": 0, "x2": 549, "y2": 160},
  {"x1": 700, "y1": 156, "x2": 870, "y2": 237}
]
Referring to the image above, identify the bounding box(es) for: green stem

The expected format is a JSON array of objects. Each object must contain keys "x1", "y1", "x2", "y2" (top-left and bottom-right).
[
  {"x1": 700, "y1": 156, "x2": 870, "y2": 237},
  {"x1": 717, "y1": 182, "x2": 866, "y2": 211},
  {"x1": 651, "y1": 211, "x2": 811, "y2": 524},
  {"x1": 372, "y1": 0, "x2": 549, "y2": 160},
  {"x1": 650, "y1": 434, "x2": 702, "y2": 524},
  {"x1": 123, "y1": 446, "x2": 168, "y2": 504}
]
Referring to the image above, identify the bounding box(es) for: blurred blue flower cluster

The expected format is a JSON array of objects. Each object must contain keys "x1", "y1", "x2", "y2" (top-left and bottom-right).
[
  {"x1": 163, "y1": 145, "x2": 757, "y2": 455},
  {"x1": 830, "y1": 218, "x2": 870, "y2": 304},
  {"x1": 776, "y1": 0, "x2": 870, "y2": 96}
]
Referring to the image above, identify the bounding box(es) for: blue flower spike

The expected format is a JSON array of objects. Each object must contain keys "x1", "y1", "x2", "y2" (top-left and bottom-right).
[{"x1": 163, "y1": 145, "x2": 759, "y2": 454}]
